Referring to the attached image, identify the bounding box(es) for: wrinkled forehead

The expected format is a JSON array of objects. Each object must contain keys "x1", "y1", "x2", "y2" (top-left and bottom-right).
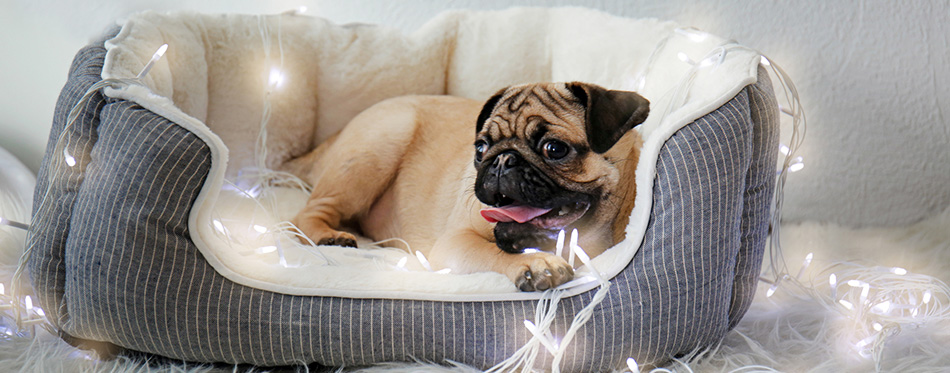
[
  {"x1": 497, "y1": 83, "x2": 581, "y2": 114},
  {"x1": 482, "y1": 83, "x2": 586, "y2": 141}
]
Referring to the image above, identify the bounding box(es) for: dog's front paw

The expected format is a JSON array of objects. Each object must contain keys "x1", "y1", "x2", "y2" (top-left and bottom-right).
[
  {"x1": 316, "y1": 232, "x2": 358, "y2": 248},
  {"x1": 507, "y1": 252, "x2": 574, "y2": 291},
  {"x1": 292, "y1": 215, "x2": 358, "y2": 248}
]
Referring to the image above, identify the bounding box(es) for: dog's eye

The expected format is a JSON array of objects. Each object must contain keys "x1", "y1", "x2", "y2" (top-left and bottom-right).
[
  {"x1": 474, "y1": 140, "x2": 489, "y2": 162},
  {"x1": 541, "y1": 140, "x2": 570, "y2": 160}
]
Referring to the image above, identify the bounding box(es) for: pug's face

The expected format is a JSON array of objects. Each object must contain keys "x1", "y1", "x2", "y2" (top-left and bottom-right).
[{"x1": 473, "y1": 82, "x2": 649, "y2": 253}]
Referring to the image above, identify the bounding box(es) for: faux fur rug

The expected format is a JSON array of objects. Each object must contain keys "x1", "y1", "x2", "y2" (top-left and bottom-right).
[{"x1": 3, "y1": 207, "x2": 948, "y2": 372}]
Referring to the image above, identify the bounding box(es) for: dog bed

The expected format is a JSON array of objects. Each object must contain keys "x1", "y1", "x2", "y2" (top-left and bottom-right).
[{"x1": 27, "y1": 7, "x2": 779, "y2": 371}]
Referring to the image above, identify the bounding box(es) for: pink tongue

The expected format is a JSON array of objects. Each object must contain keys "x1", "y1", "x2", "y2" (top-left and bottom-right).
[{"x1": 480, "y1": 204, "x2": 553, "y2": 223}]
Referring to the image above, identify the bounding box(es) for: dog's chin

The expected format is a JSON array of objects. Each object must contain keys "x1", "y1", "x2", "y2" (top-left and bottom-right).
[
  {"x1": 525, "y1": 200, "x2": 590, "y2": 230},
  {"x1": 492, "y1": 200, "x2": 591, "y2": 254}
]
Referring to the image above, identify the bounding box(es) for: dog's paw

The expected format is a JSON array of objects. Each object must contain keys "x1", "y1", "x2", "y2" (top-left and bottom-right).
[
  {"x1": 508, "y1": 252, "x2": 574, "y2": 292},
  {"x1": 292, "y1": 215, "x2": 358, "y2": 248},
  {"x1": 315, "y1": 232, "x2": 358, "y2": 248}
]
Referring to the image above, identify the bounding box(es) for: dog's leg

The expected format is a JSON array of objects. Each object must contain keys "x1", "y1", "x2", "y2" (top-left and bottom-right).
[
  {"x1": 289, "y1": 99, "x2": 420, "y2": 247},
  {"x1": 430, "y1": 229, "x2": 575, "y2": 291}
]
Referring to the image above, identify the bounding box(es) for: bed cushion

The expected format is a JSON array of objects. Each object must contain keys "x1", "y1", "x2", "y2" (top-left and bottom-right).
[{"x1": 28, "y1": 8, "x2": 779, "y2": 370}]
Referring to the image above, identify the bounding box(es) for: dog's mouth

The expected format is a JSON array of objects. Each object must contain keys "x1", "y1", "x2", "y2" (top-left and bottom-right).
[{"x1": 480, "y1": 199, "x2": 590, "y2": 230}]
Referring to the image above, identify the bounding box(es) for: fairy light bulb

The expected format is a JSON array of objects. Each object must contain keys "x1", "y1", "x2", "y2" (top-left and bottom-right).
[
  {"x1": 396, "y1": 257, "x2": 408, "y2": 269},
  {"x1": 788, "y1": 156, "x2": 805, "y2": 172},
  {"x1": 855, "y1": 334, "x2": 876, "y2": 352},
  {"x1": 155, "y1": 44, "x2": 169, "y2": 59},
  {"x1": 277, "y1": 245, "x2": 288, "y2": 267},
  {"x1": 699, "y1": 56, "x2": 717, "y2": 68},
  {"x1": 415, "y1": 251, "x2": 432, "y2": 271},
  {"x1": 555, "y1": 230, "x2": 565, "y2": 257},
  {"x1": 829, "y1": 273, "x2": 838, "y2": 299},
  {"x1": 567, "y1": 234, "x2": 606, "y2": 284},
  {"x1": 890, "y1": 267, "x2": 907, "y2": 275},
  {"x1": 838, "y1": 299, "x2": 854, "y2": 310},
  {"x1": 686, "y1": 31, "x2": 708, "y2": 42},
  {"x1": 25, "y1": 295, "x2": 33, "y2": 310},
  {"x1": 922, "y1": 290, "x2": 932, "y2": 304},
  {"x1": 760, "y1": 55, "x2": 771, "y2": 66},
  {"x1": 63, "y1": 148, "x2": 77, "y2": 167},
  {"x1": 796, "y1": 252, "x2": 814, "y2": 279},
  {"x1": 268, "y1": 67, "x2": 285, "y2": 89},
  {"x1": 282, "y1": 6, "x2": 308, "y2": 15},
  {"x1": 212, "y1": 219, "x2": 226, "y2": 234},
  {"x1": 677, "y1": 52, "x2": 696, "y2": 66},
  {"x1": 256, "y1": 246, "x2": 277, "y2": 254},
  {"x1": 675, "y1": 27, "x2": 709, "y2": 43},
  {"x1": 568, "y1": 228, "x2": 579, "y2": 267},
  {"x1": 137, "y1": 44, "x2": 169, "y2": 79},
  {"x1": 573, "y1": 244, "x2": 592, "y2": 265},
  {"x1": 245, "y1": 185, "x2": 263, "y2": 199},
  {"x1": 626, "y1": 357, "x2": 640, "y2": 373},
  {"x1": 872, "y1": 301, "x2": 892, "y2": 314},
  {"x1": 253, "y1": 224, "x2": 268, "y2": 234}
]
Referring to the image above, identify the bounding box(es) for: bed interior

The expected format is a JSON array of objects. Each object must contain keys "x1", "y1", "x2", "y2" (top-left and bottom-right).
[{"x1": 99, "y1": 8, "x2": 763, "y2": 301}]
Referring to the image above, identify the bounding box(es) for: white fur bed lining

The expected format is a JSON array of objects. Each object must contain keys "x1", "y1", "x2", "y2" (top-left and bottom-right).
[{"x1": 101, "y1": 8, "x2": 761, "y2": 301}]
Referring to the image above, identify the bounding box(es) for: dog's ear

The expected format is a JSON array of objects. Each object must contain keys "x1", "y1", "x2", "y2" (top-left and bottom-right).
[
  {"x1": 567, "y1": 82, "x2": 650, "y2": 154},
  {"x1": 476, "y1": 88, "x2": 507, "y2": 134}
]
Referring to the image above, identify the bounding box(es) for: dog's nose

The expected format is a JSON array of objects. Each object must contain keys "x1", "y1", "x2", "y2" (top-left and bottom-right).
[{"x1": 492, "y1": 151, "x2": 520, "y2": 170}]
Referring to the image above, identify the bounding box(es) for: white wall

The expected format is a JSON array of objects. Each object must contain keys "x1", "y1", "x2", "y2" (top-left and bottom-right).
[{"x1": 1, "y1": 0, "x2": 947, "y2": 227}]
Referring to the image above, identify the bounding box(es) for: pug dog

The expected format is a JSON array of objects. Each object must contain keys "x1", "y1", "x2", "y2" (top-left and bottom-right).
[{"x1": 284, "y1": 82, "x2": 648, "y2": 291}]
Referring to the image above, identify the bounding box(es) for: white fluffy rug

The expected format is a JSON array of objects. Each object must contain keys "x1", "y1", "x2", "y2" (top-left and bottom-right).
[{"x1": 2, "y1": 207, "x2": 949, "y2": 372}]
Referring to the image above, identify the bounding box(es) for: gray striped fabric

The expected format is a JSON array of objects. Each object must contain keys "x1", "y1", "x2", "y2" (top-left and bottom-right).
[{"x1": 28, "y1": 37, "x2": 777, "y2": 371}]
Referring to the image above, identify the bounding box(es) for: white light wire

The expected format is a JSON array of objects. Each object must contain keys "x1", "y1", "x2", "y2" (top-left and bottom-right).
[
  {"x1": 488, "y1": 243, "x2": 613, "y2": 373},
  {"x1": 219, "y1": 177, "x2": 339, "y2": 266},
  {"x1": 241, "y1": 14, "x2": 328, "y2": 268},
  {"x1": 763, "y1": 259, "x2": 950, "y2": 370},
  {"x1": 760, "y1": 54, "x2": 807, "y2": 284},
  {"x1": 10, "y1": 43, "x2": 170, "y2": 330}
]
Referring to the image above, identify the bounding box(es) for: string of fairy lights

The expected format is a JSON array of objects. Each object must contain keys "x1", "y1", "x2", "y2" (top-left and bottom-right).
[
  {"x1": 0, "y1": 42, "x2": 169, "y2": 338},
  {"x1": 0, "y1": 9, "x2": 947, "y2": 372}
]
